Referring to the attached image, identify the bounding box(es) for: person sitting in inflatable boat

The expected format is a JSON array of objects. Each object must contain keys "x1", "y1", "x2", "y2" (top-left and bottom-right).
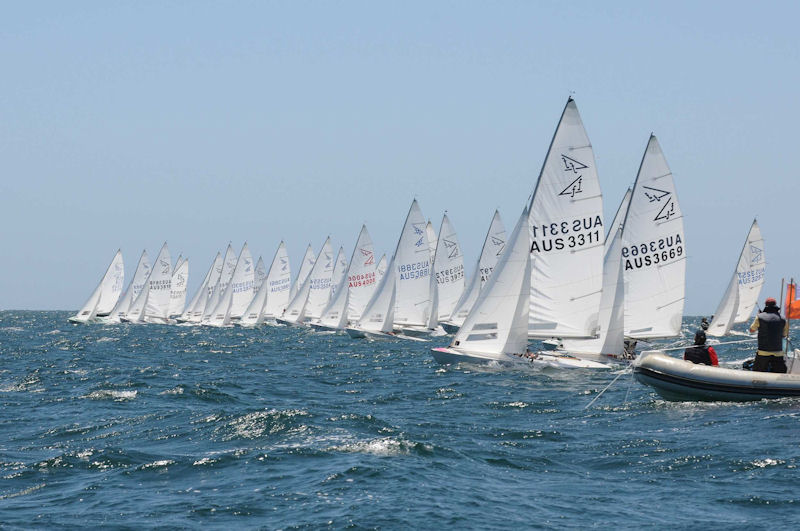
[{"x1": 684, "y1": 330, "x2": 719, "y2": 366}]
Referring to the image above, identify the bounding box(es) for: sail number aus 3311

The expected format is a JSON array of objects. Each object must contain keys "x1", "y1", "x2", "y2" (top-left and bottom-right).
[{"x1": 530, "y1": 216, "x2": 602, "y2": 253}]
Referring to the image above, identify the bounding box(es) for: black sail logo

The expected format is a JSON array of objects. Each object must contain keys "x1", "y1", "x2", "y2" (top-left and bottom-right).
[
  {"x1": 643, "y1": 186, "x2": 677, "y2": 222},
  {"x1": 443, "y1": 238, "x2": 460, "y2": 259},
  {"x1": 750, "y1": 245, "x2": 763, "y2": 265},
  {"x1": 559, "y1": 155, "x2": 588, "y2": 198}
]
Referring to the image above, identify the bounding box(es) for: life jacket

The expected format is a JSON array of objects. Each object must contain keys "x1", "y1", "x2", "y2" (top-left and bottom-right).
[
  {"x1": 757, "y1": 311, "x2": 785, "y2": 352},
  {"x1": 684, "y1": 345, "x2": 712, "y2": 365}
]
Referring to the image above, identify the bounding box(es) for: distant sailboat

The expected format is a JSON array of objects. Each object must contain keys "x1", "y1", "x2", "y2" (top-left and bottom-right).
[
  {"x1": 201, "y1": 244, "x2": 237, "y2": 324},
  {"x1": 314, "y1": 226, "x2": 377, "y2": 331},
  {"x1": 207, "y1": 243, "x2": 255, "y2": 327},
  {"x1": 69, "y1": 250, "x2": 124, "y2": 323},
  {"x1": 346, "y1": 255, "x2": 398, "y2": 339},
  {"x1": 240, "y1": 241, "x2": 292, "y2": 326},
  {"x1": 280, "y1": 238, "x2": 333, "y2": 325},
  {"x1": 707, "y1": 220, "x2": 765, "y2": 336},
  {"x1": 125, "y1": 242, "x2": 172, "y2": 324},
  {"x1": 441, "y1": 210, "x2": 506, "y2": 333},
  {"x1": 106, "y1": 250, "x2": 150, "y2": 323},
  {"x1": 179, "y1": 252, "x2": 221, "y2": 323}
]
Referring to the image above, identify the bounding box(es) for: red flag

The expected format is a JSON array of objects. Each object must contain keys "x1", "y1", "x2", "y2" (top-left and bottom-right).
[{"x1": 786, "y1": 283, "x2": 800, "y2": 319}]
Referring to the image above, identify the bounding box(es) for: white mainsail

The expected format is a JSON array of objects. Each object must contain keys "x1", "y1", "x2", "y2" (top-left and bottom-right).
[
  {"x1": 70, "y1": 250, "x2": 125, "y2": 323},
  {"x1": 393, "y1": 200, "x2": 433, "y2": 328},
  {"x1": 443, "y1": 206, "x2": 531, "y2": 359},
  {"x1": 528, "y1": 97, "x2": 604, "y2": 339},
  {"x1": 208, "y1": 243, "x2": 254, "y2": 326},
  {"x1": 108, "y1": 250, "x2": 150, "y2": 323},
  {"x1": 202, "y1": 244, "x2": 237, "y2": 323},
  {"x1": 168, "y1": 258, "x2": 189, "y2": 317},
  {"x1": 290, "y1": 244, "x2": 316, "y2": 300},
  {"x1": 708, "y1": 220, "x2": 765, "y2": 336},
  {"x1": 182, "y1": 252, "x2": 221, "y2": 322},
  {"x1": 447, "y1": 210, "x2": 506, "y2": 327},
  {"x1": 433, "y1": 214, "x2": 465, "y2": 322},
  {"x1": 622, "y1": 135, "x2": 686, "y2": 339}
]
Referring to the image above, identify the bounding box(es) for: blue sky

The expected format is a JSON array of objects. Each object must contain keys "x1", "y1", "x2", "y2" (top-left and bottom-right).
[{"x1": 2, "y1": 1, "x2": 799, "y2": 313}]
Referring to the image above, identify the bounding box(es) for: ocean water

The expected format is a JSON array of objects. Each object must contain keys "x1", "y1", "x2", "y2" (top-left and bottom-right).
[{"x1": 1, "y1": 311, "x2": 799, "y2": 529}]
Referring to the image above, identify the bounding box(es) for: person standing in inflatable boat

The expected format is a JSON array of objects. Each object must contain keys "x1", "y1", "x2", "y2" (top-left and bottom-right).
[{"x1": 749, "y1": 297, "x2": 789, "y2": 373}]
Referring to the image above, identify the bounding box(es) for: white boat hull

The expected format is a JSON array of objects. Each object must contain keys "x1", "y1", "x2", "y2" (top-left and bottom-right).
[
  {"x1": 633, "y1": 351, "x2": 800, "y2": 401},
  {"x1": 431, "y1": 347, "x2": 610, "y2": 369}
]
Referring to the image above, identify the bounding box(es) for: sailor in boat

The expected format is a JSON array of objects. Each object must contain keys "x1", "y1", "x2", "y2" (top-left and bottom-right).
[
  {"x1": 748, "y1": 297, "x2": 789, "y2": 373},
  {"x1": 683, "y1": 330, "x2": 718, "y2": 366},
  {"x1": 700, "y1": 317, "x2": 710, "y2": 331}
]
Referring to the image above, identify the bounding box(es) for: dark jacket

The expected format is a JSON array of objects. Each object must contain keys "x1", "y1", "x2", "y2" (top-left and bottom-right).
[
  {"x1": 757, "y1": 310, "x2": 786, "y2": 352},
  {"x1": 684, "y1": 345, "x2": 719, "y2": 366}
]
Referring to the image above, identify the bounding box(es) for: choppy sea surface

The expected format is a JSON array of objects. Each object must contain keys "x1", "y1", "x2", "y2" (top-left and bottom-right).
[{"x1": 1, "y1": 311, "x2": 799, "y2": 529}]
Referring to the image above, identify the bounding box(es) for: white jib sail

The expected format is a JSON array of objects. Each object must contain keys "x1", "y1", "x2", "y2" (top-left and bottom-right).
[
  {"x1": 433, "y1": 214, "x2": 465, "y2": 322},
  {"x1": 561, "y1": 221, "x2": 626, "y2": 356},
  {"x1": 202, "y1": 244, "x2": 237, "y2": 323},
  {"x1": 330, "y1": 247, "x2": 348, "y2": 299},
  {"x1": 303, "y1": 238, "x2": 335, "y2": 321},
  {"x1": 318, "y1": 251, "x2": 350, "y2": 330},
  {"x1": 449, "y1": 206, "x2": 531, "y2": 359},
  {"x1": 72, "y1": 249, "x2": 125, "y2": 322},
  {"x1": 109, "y1": 250, "x2": 150, "y2": 322},
  {"x1": 426, "y1": 221, "x2": 437, "y2": 263},
  {"x1": 393, "y1": 199, "x2": 433, "y2": 327},
  {"x1": 356, "y1": 255, "x2": 397, "y2": 333},
  {"x1": 528, "y1": 97, "x2": 604, "y2": 339},
  {"x1": 183, "y1": 252, "x2": 221, "y2": 322},
  {"x1": 449, "y1": 210, "x2": 506, "y2": 326},
  {"x1": 168, "y1": 258, "x2": 189, "y2": 317},
  {"x1": 622, "y1": 135, "x2": 686, "y2": 339},
  {"x1": 376, "y1": 254, "x2": 387, "y2": 283},
  {"x1": 707, "y1": 219, "x2": 765, "y2": 336},
  {"x1": 345, "y1": 226, "x2": 378, "y2": 323},
  {"x1": 707, "y1": 275, "x2": 740, "y2": 337},
  {"x1": 142, "y1": 242, "x2": 172, "y2": 323},
  {"x1": 290, "y1": 244, "x2": 316, "y2": 300},
  {"x1": 209, "y1": 243, "x2": 254, "y2": 326},
  {"x1": 253, "y1": 256, "x2": 267, "y2": 292},
  {"x1": 261, "y1": 241, "x2": 292, "y2": 321}
]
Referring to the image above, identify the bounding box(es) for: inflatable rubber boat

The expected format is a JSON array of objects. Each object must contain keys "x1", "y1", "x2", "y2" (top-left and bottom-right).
[{"x1": 633, "y1": 350, "x2": 800, "y2": 401}]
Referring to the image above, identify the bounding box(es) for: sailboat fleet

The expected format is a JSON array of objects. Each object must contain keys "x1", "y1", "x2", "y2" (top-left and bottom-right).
[{"x1": 70, "y1": 97, "x2": 768, "y2": 371}]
